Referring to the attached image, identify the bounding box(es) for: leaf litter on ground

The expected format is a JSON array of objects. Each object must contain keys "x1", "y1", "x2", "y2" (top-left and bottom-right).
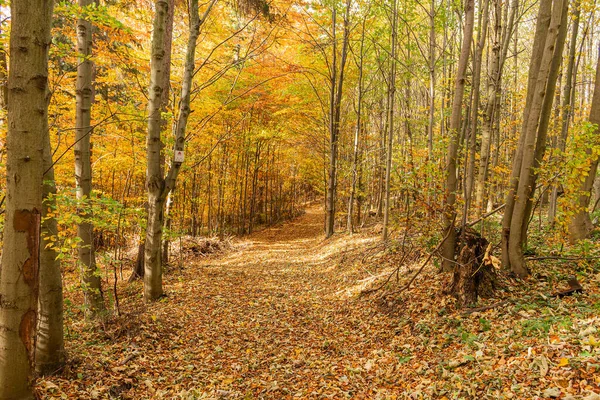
[{"x1": 36, "y1": 205, "x2": 600, "y2": 399}]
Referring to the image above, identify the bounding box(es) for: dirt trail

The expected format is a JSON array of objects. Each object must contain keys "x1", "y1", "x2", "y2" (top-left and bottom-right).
[
  {"x1": 139, "y1": 205, "x2": 398, "y2": 398},
  {"x1": 46, "y1": 205, "x2": 403, "y2": 399}
]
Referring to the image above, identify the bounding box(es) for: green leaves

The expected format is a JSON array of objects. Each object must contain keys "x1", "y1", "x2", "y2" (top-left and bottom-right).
[{"x1": 42, "y1": 189, "x2": 144, "y2": 261}]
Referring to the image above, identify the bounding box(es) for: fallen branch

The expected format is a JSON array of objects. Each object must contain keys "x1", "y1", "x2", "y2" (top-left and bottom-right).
[
  {"x1": 364, "y1": 218, "x2": 455, "y2": 298},
  {"x1": 467, "y1": 203, "x2": 506, "y2": 227},
  {"x1": 526, "y1": 255, "x2": 600, "y2": 261},
  {"x1": 359, "y1": 249, "x2": 412, "y2": 296},
  {"x1": 552, "y1": 277, "x2": 583, "y2": 298},
  {"x1": 462, "y1": 277, "x2": 585, "y2": 315},
  {"x1": 461, "y1": 299, "x2": 512, "y2": 315}
]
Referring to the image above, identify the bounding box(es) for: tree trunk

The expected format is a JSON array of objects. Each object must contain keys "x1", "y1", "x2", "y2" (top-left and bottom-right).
[
  {"x1": 144, "y1": 0, "x2": 172, "y2": 301},
  {"x1": 36, "y1": 124, "x2": 65, "y2": 376},
  {"x1": 501, "y1": 0, "x2": 552, "y2": 271},
  {"x1": 347, "y1": 14, "x2": 366, "y2": 234},
  {"x1": 427, "y1": 0, "x2": 436, "y2": 162},
  {"x1": 463, "y1": 0, "x2": 490, "y2": 225},
  {"x1": 382, "y1": 0, "x2": 398, "y2": 241},
  {"x1": 568, "y1": 51, "x2": 600, "y2": 240},
  {"x1": 475, "y1": 0, "x2": 517, "y2": 212},
  {"x1": 325, "y1": 0, "x2": 351, "y2": 238},
  {"x1": 593, "y1": 170, "x2": 600, "y2": 213},
  {"x1": 145, "y1": 0, "x2": 210, "y2": 300},
  {"x1": 440, "y1": 0, "x2": 475, "y2": 269},
  {"x1": 162, "y1": 191, "x2": 173, "y2": 265},
  {"x1": 0, "y1": 0, "x2": 54, "y2": 396},
  {"x1": 0, "y1": 22, "x2": 7, "y2": 113},
  {"x1": 75, "y1": 0, "x2": 104, "y2": 316},
  {"x1": 549, "y1": 0, "x2": 581, "y2": 223},
  {"x1": 504, "y1": 0, "x2": 569, "y2": 276}
]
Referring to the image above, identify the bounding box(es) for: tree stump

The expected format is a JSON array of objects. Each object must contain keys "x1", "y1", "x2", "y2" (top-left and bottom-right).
[{"x1": 446, "y1": 228, "x2": 498, "y2": 307}]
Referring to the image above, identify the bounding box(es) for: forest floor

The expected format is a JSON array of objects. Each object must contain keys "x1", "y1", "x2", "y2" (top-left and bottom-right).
[{"x1": 37, "y1": 205, "x2": 600, "y2": 399}]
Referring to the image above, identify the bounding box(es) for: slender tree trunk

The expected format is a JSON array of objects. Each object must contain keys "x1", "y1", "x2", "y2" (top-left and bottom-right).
[
  {"x1": 145, "y1": 0, "x2": 210, "y2": 300},
  {"x1": 325, "y1": 5, "x2": 338, "y2": 238},
  {"x1": 36, "y1": 126, "x2": 64, "y2": 376},
  {"x1": 0, "y1": 0, "x2": 54, "y2": 396},
  {"x1": 75, "y1": 0, "x2": 104, "y2": 315},
  {"x1": 348, "y1": 15, "x2": 366, "y2": 233},
  {"x1": 382, "y1": 0, "x2": 398, "y2": 241},
  {"x1": 549, "y1": 0, "x2": 580, "y2": 222},
  {"x1": 0, "y1": 22, "x2": 7, "y2": 113},
  {"x1": 427, "y1": 0, "x2": 436, "y2": 161},
  {"x1": 162, "y1": 191, "x2": 173, "y2": 264},
  {"x1": 593, "y1": 170, "x2": 600, "y2": 213},
  {"x1": 504, "y1": 0, "x2": 569, "y2": 275},
  {"x1": 463, "y1": 0, "x2": 490, "y2": 225},
  {"x1": 440, "y1": 0, "x2": 475, "y2": 269},
  {"x1": 145, "y1": 0, "x2": 172, "y2": 301},
  {"x1": 501, "y1": 0, "x2": 553, "y2": 271},
  {"x1": 475, "y1": 0, "x2": 518, "y2": 211},
  {"x1": 207, "y1": 148, "x2": 213, "y2": 234},
  {"x1": 325, "y1": 0, "x2": 351, "y2": 238},
  {"x1": 568, "y1": 52, "x2": 600, "y2": 240}
]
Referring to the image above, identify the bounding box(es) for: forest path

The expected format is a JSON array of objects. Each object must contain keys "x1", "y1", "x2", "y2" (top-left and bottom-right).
[
  {"x1": 141, "y1": 204, "x2": 399, "y2": 398},
  {"x1": 43, "y1": 204, "x2": 600, "y2": 399}
]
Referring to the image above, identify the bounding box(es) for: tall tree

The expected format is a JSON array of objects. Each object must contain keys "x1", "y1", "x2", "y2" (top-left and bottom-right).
[
  {"x1": 474, "y1": 0, "x2": 519, "y2": 211},
  {"x1": 440, "y1": 0, "x2": 475, "y2": 269},
  {"x1": 75, "y1": 0, "x2": 104, "y2": 316},
  {"x1": 131, "y1": 0, "x2": 174, "y2": 283},
  {"x1": 549, "y1": 0, "x2": 581, "y2": 222},
  {"x1": 144, "y1": 0, "x2": 176, "y2": 300},
  {"x1": 347, "y1": 12, "x2": 367, "y2": 233},
  {"x1": 0, "y1": 0, "x2": 54, "y2": 396},
  {"x1": 463, "y1": 0, "x2": 490, "y2": 225},
  {"x1": 502, "y1": 0, "x2": 569, "y2": 276},
  {"x1": 145, "y1": 0, "x2": 215, "y2": 300},
  {"x1": 382, "y1": 0, "x2": 398, "y2": 241},
  {"x1": 325, "y1": 0, "x2": 351, "y2": 238}
]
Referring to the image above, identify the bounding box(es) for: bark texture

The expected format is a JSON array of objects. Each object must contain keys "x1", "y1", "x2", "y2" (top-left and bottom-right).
[
  {"x1": 502, "y1": 0, "x2": 568, "y2": 276},
  {"x1": 446, "y1": 230, "x2": 498, "y2": 307},
  {"x1": 549, "y1": 0, "x2": 580, "y2": 222},
  {"x1": 0, "y1": 0, "x2": 54, "y2": 397},
  {"x1": 347, "y1": 15, "x2": 366, "y2": 234},
  {"x1": 145, "y1": 0, "x2": 211, "y2": 300},
  {"x1": 440, "y1": 0, "x2": 475, "y2": 270},
  {"x1": 145, "y1": 0, "x2": 173, "y2": 301},
  {"x1": 36, "y1": 128, "x2": 65, "y2": 375},
  {"x1": 75, "y1": 0, "x2": 104, "y2": 316}
]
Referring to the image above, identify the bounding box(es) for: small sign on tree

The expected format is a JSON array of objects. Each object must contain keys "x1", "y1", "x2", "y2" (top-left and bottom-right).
[{"x1": 174, "y1": 150, "x2": 185, "y2": 164}]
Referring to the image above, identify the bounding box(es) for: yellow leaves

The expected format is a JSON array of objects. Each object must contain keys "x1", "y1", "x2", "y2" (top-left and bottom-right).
[
  {"x1": 221, "y1": 377, "x2": 234, "y2": 385},
  {"x1": 585, "y1": 335, "x2": 599, "y2": 347},
  {"x1": 557, "y1": 357, "x2": 569, "y2": 367}
]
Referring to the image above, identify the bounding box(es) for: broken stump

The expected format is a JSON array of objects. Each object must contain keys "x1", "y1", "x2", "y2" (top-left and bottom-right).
[{"x1": 445, "y1": 228, "x2": 498, "y2": 307}]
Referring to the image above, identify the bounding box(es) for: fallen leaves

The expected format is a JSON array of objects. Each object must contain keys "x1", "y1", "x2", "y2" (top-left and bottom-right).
[{"x1": 34, "y1": 206, "x2": 600, "y2": 399}]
